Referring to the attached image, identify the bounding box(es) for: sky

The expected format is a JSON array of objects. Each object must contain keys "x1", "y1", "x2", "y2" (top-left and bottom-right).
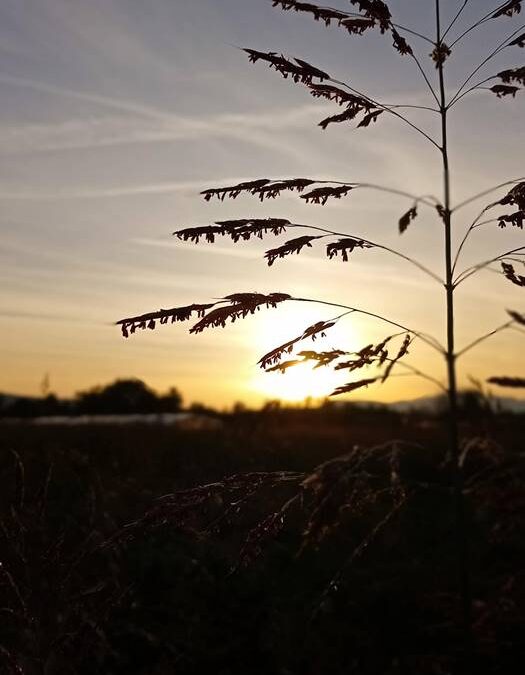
[{"x1": 1, "y1": 0, "x2": 524, "y2": 407}]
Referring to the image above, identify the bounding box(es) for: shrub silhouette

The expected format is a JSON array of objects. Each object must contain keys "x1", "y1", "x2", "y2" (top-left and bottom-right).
[{"x1": 76, "y1": 379, "x2": 182, "y2": 415}]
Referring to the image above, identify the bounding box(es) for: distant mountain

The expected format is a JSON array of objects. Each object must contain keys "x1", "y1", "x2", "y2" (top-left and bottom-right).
[
  {"x1": 386, "y1": 395, "x2": 442, "y2": 414},
  {"x1": 333, "y1": 393, "x2": 525, "y2": 415},
  {"x1": 386, "y1": 394, "x2": 525, "y2": 414},
  {"x1": 487, "y1": 396, "x2": 525, "y2": 414}
]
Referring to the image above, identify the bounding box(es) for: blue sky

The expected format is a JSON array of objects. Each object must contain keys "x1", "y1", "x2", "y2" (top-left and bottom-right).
[{"x1": 1, "y1": 0, "x2": 524, "y2": 405}]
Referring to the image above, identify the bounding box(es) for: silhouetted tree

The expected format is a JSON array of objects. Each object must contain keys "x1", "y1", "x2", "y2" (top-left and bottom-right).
[
  {"x1": 158, "y1": 386, "x2": 184, "y2": 413},
  {"x1": 76, "y1": 379, "x2": 160, "y2": 415}
]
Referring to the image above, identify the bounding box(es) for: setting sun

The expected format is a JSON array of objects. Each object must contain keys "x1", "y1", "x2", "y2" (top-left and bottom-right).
[
  {"x1": 249, "y1": 304, "x2": 363, "y2": 402},
  {"x1": 252, "y1": 360, "x2": 346, "y2": 402}
]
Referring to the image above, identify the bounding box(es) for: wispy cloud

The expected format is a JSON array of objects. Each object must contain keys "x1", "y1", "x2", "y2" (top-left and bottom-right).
[
  {"x1": 132, "y1": 236, "x2": 262, "y2": 261},
  {"x1": 0, "y1": 73, "x2": 330, "y2": 156},
  {"x1": 0, "y1": 177, "x2": 244, "y2": 200},
  {"x1": 0, "y1": 308, "x2": 101, "y2": 325},
  {"x1": 0, "y1": 73, "x2": 175, "y2": 120}
]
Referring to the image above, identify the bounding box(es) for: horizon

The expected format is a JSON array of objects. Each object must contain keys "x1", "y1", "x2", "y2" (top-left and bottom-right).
[{"x1": 3, "y1": 374, "x2": 525, "y2": 414}]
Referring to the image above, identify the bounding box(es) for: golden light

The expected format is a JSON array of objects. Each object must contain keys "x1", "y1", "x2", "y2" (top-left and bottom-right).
[
  {"x1": 253, "y1": 361, "x2": 345, "y2": 402},
  {"x1": 249, "y1": 304, "x2": 363, "y2": 403}
]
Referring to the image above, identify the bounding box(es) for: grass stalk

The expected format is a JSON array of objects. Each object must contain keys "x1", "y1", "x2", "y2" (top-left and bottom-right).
[{"x1": 436, "y1": 0, "x2": 472, "y2": 656}]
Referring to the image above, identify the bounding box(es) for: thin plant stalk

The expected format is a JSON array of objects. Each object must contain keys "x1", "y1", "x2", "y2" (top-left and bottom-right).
[{"x1": 436, "y1": 0, "x2": 472, "y2": 649}]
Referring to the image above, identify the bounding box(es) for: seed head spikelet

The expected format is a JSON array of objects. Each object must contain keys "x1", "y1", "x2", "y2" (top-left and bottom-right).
[
  {"x1": 300, "y1": 185, "x2": 354, "y2": 204},
  {"x1": 499, "y1": 182, "x2": 525, "y2": 209},
  {"x1": 174, "y1": 218, "x2": 291, "y2": 243},
  {"x1": 492, "y1": 1, "x2": 522, "y2": 19},
  {"x1": 398, "y1": 206, "x2": 418, "y2": 234},
  {"x1": 507, "y1": 309, "x2": 525, "y2": 324},
  {"x1": 381, "y1": 334, "x2": 412, "y2": 382},
  {"x1": 491, "y1": 84, "x2": 520, "y2": 97},
  {"x1": 498, "y1": 211, "x2": 524, "y2": 228},
  {"x1": 487, "y1": 376, "x2": 525, "y2": 387},
  {"x1": 117, "y1": 304, "x2": 214, "y2": 338},
  {"x1": 330, "y1": 377, "x2": 379, "y2": 395},
  {"x1": 258, "y1": 319, "x2": 336, "y2": 368},
  {"x1": 431, "y1": 43, "x2": 451, "y2": 67},
  {"x1": 509, "y1": 32, "x2": 525, "y2": 47},
  {"x1": 265, "y1": 235, "x2": 322, "y2": 266},
  {"x1": 357, "y1": 110, "x2": 384, "y2": 127},
  {"x1": 498, "y1": 66, "x2": 525, "y2": 86},
  {"x1": 201, "y1": 178, "x2": 315, "y2": 202},
  {"x1": 326, "y1": 238, "x2": 372, "y2": 261},
  {"x1": 502, "y1": 262, "x2": 525, "y2": 286}
]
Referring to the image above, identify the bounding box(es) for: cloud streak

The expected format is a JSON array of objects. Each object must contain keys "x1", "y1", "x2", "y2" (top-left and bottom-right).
[
  {"x1": 0, "y1": 73, "x2": 331, "y2": 156},
  {"x1": 0, "y1": 73, "x2": 176, "y2": 121},
  {"x1": 0, "y1": 177, "x2": 248, "y2": 200}
]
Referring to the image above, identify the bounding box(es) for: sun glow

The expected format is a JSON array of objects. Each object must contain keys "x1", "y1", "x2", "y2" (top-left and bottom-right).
[
  {"x1": 254, "y1": 361, "x2": 346, "y2": 402},
  {"x1": 250, "y1": 305, "x2": 363, "y2": 403}
]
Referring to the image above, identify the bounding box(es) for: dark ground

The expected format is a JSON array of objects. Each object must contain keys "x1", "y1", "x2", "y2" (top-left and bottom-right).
[{"x1": 1, "y1": 407, "x2": 524, "y2": 674}]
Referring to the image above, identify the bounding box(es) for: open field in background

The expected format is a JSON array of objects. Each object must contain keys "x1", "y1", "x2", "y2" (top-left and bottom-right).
[{"x1": 1, "y1": 409, "x2": 525, "y2": 674}]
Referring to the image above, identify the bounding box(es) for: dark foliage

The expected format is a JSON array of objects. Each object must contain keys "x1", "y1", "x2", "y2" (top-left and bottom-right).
[
  {"x1": 382, "y1": 334, "x2": 412, "y2": 382},
  {"x1": 491, "y1": 83, "x2": 520, "y2": 97},
  {"x1": 431, "y1": 42, "x2": 452, "y2": 67},
  {"x1": 357, "y1": 109, "x2": 384, "y2": 127},
  {"x1": 118, "y1": 294, "x2": 292, "y2": 339},
  {"x1": 498, "y1": 66, "x2": 525, "y2": 86},
  {"x1": 300, "y1": 185, "x2": 354, "y2": 204},
  {"x1": 258, "y1": 320, "x2": 336, "y2": 368},
  {"x1": 487, "y1": 376, "x2": 525, "y2": 387},
  {"x1": 331, "y1": 376, "x2": 379, "y2": 395},
  {"x1": 1, "y1": 407, "x2": 525, "y2": 674},
  {"x1": 308, "y1": 82, "x2": 360, "y2": 105},
  {"x1": 270, "y1": 0, "x2": 409, "y2": 53},
  {"x1": 507, "y1": 309, "x2": 525, "y2": 324},
  {"x1": 117, "y1": 303, "x2": 213, "y2": 338},
  {"x1": 493, "y1": 0, "x2": 522, "y2": 19},
  {"x1": 265, "y1": 235, "x2": 322, "y2": 266},
  {"x1": 76, "y1": 379, "x2": 179, "y2": 415},
  {"x1": 349, "y1": 0, "x2": 391, "y2": 33},
  {"x1": 201, "y1": 178, "x2": 315, "y2": 202},
  {"x1": 398, "y1": 205, "x2": 418, "y2": 233},
  {"x1": 499, "y1": 181, "x2": 525, "y2": 209},
  {"x1": 326, "y1": 237, "x2": 372, "y2": 261},
  {"x1": 509, "y1": 31, "x2": 525, "y2": 47},
  {"x1": 189, "y1": 293, "x2": 291, "y2": 333},
  {"x1": 174, "y1": 218, "x2": 290, "y2": 244},
  {"x1": 502, "y1": 262, "x2": 525, "y2": 286},
  {"x1": 392, "y1": 29, "x2": 412, "y2": 55},
  {"x1": 340, "y1": 17, "x2": 376, "y2": 35},
  {"x1": 243, "y1": 49, "x2": 329, "y2": 84},
  {"x1": 498, "y1": 211, "x2": 524, "y2": 228}
]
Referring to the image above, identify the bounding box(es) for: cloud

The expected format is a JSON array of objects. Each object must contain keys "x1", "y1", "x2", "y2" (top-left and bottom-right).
[
  {"x1": 0, "y1": 177, "x2": 245, "y2": 200},
  {"x1": 0, "y1": 73, "x2": 175, "y2": 120},
  {"x1": 0, "y1": 73, "x2": 330, "y2": 155},
  {"x1": 132, "y1": 236, "x2": 262, "y2": 260},
  {"x1": 0, "y1": 308, "x2": 99, "y2": 324}
]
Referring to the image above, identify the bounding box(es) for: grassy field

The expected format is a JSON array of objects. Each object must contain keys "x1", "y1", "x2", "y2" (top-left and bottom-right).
[{"x1": 1, "y1": 408, "x2": 524, "y2": 674}]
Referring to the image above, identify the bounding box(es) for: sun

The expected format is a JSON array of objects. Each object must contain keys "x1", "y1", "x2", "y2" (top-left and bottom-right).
[
  {"x1": 254, "y1": 361, "x2": 346, "y2": 402},
  {"x1": 249, "y1": 304, "x2": 362, "y2": 403}
]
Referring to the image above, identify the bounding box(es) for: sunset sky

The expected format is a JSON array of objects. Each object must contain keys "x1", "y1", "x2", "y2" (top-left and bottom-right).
[{"x1": 1, "y1": 0, "x2": 524, "y2": 407}]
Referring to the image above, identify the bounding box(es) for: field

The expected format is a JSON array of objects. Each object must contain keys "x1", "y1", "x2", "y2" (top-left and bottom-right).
[{"x1": 1, "y1": 408, "x2": 525, "y2": 675}]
